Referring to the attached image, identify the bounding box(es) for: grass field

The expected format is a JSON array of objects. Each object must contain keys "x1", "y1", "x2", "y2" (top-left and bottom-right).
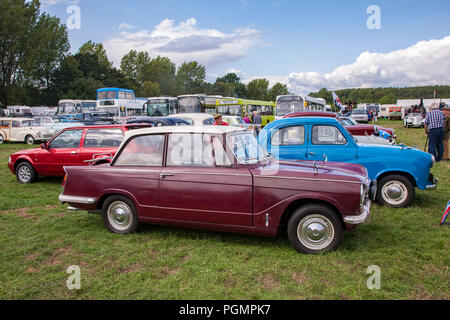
[{"x1": 0, "y1": 119, "x2": 448, "y2": 300}]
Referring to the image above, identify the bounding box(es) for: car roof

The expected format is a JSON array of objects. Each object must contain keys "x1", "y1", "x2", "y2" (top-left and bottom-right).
[
  {"x1": 123, "y1": 125, "x2": 245, "y2": 140},
  {"x1": 283, "y1": 112, "x2": 336, "y2": 119},
  {"x1": 59, "y1": 124, "x2": 127, "y2": 130},
  {"x1": 167, "y1": 113, "x2": 213, "y2": 120},
  {"x1": 0, "y1": 117, "x2": 35, "y2": 121}
]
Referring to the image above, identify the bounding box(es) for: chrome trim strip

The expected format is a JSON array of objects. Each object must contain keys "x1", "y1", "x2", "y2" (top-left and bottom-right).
[
  {"x1": 258, "y1": 175, "x2": 362, "y2": 184},
  {"x1": 59, "y1": 194, "x2": 96, "y2": 205},
  {"x1": 162, "y1": 171, "x2": 250, "y2": 177},
  {"x1": 426, "y1": 177, "x2": 438, "y2": 190}
]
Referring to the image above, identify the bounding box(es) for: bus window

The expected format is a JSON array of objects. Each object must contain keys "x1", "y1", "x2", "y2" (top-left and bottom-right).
[
  {"x1": 98, "y1": 91, "x2": 107, "y2": 99},
  {"x1": 118, "y1": 91, "x2": 126, "y2": 99},
  {"x1": 126, "y1": 92, "x2": 135, "y2": 100},
  {"x1": 107, "y1": 91, "x2": 117, "y2": 99}
]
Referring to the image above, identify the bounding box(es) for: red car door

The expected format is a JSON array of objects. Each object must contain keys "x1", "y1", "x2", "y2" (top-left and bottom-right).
[
  {"x1": 78, "y1": 127, "x2": 124, "y2": 165},
  {"x1": 159, "y1": 133, "x2": 253, "y2": 226},
  {"x1": 36, "y1": 129, "x2": 84, "y2": 176}
]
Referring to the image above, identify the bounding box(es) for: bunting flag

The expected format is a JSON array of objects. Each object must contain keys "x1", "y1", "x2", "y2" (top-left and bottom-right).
[
  {"x1": 440, "y1": 200, "x2": 450, "y2": 225},
  {"x1": 332, "y1": 91, "x2": 344, "y2": 110}
]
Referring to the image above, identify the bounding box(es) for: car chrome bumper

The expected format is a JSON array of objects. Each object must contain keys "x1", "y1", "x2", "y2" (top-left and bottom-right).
[
  {"x1": 344, "y1": 201, "x2": 371, "y2": 225},
  {"x1": 426, "y1": 174, "x2": 438, "y2": 190},
  {"x1": 59, "y1": 194, "x2": 97, "y2": 204}
]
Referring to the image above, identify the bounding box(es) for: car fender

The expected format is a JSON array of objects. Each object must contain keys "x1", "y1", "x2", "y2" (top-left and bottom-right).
[
  {"x1": 13, "y1": 155, "x2": 35, "y2": 171},
  {"x1": 101, "y1": 188, "x2": 141, "y2": 209},
  {"x1": 373, "y1": 168, "x2": 418, "y2": 186}
]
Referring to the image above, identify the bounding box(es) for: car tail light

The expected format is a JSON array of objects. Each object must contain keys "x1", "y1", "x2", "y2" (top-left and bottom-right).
[{"x1": 62, "y1": 174, "x2": 67, "y2": 188}]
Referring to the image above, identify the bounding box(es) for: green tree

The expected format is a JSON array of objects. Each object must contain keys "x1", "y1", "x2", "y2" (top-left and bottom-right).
[
  {"x1": 267, "y1": 82, "x2": 289, "y2": 101},
  {"x1": 379, "y1": 93, "x2": 397, "y2": 104},
  {"x1": 246, "y1": 78, "x2": 269, "y2": 100},
  {"x1": 31, "y1": 13, "x2": 69, "y2": 104},
  {"x1": 0, "y1": 0, "x2": 40, "y2": 107},
  {"x1": 139, "y1": 81, "x2": 161, "y2": 97},
  {"x1": 176, "y1": 61, "x2": 206, "y2": 94},
  {"x1": 142, "y1": 56, "x2": 177, "y2": 96},
  {"x1": 78, "y1": 41, "x2": 112, "y2": 70},
  {"x1": 120, "y1": 50, "x2": 151, "y2": 84}
]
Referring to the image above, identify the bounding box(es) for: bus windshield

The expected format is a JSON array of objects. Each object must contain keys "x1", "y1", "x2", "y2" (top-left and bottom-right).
[
  {"x1": 217, "y1": 105, "x2": 241, "y2": 116},
  {"x1": 178, "y1": 96, "x2": 202, "y2": 113},
  {"x1": 58, "y1": 102, "x2": 76, "y2": 114},
  {"x1": 147, "y1": 99, "x2": 170, "y2": 116},
  {"x1": 276, "y1": 97, "x2": 304, "y2": 116}
]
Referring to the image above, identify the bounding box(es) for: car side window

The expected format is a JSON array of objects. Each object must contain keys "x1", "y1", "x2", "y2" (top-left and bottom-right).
[
  {"x1": 312, "y1": 125, "x2": 347, "y2": 145},
  {"x1": 271, "y1": 126, "x2": 305, "y2": 146},
  {"x1": 84, "y1": 129, "x2": 124, "y2": 148},
  {"x1": 12, "y1": 121, "x2": 21, "y2": 128},
  {"x1": 115, "y1": 134, "x2": 165, "y2": 167},
  {"x1": 49, "y1": 130, "x2": 83, "y2": 149},
  {"x1": 167, "y1": 133, "x2": 216, "y2": 167},
  {"x1": 203, "y1": 118, "x2": 215, "y2": 125}
]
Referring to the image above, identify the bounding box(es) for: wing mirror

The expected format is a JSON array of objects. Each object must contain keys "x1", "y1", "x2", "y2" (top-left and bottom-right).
[{"x1": 41, "y1": 142, "x2": 48, "y2": 149}]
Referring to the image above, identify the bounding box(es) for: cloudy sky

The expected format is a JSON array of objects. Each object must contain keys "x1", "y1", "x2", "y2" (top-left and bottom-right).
[{"x1": 42, "y1": 0, "x2": 450, "y2": 94}]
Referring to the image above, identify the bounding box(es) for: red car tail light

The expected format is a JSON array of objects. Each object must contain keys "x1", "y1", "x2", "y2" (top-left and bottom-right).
[{"x1": 62, "y1": 175, "x2": 67, "y2": 188}]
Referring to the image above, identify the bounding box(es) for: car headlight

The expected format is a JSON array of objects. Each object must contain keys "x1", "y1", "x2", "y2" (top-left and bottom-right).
[{"x1": 431, "y1": 154, "x2": 435, "y2": 168}]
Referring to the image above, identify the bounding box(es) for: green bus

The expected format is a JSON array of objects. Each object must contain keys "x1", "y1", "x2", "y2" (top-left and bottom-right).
[{"x1": 216, "y1": 98, "x2": 275, "y2": 127}]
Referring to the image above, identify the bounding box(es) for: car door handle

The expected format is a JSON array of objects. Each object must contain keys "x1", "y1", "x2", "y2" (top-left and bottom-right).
[
  {"x1": 160, "y1": 173, "x2": 175, "y2": 179},
  {"x1": 71, "y1": 151, "x2": 77, "y2": 154}
]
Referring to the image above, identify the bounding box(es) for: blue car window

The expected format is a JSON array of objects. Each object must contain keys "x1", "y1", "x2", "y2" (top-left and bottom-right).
[
  {"x1": 312, "y1": 125, "x2": 347, "y2": 145},
  {"x1": 271, "y1": 126, "x2": 305, "y2": 146}
]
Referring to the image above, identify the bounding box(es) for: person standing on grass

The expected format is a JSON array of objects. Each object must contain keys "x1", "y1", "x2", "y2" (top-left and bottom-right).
[
  {"x1": 443, "y1": 106, "x2": 450, "y2": 161},
  {"x1": 424, "y1": 103, "x2": 445, "y2": 161}
]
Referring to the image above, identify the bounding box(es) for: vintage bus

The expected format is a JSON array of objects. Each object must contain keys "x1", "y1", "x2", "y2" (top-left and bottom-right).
[
  {"x1": 144, "y1": 97, "x2": 178, "y2": 117},
  {"x1": 56, "y1": 100, "x2": 98, "y2": 120},
  {"x1": 176, "y1": 94, "x2": 223, "y2": 115},
  {"x1": 216, "y1": 98, "x2": 275, "y2": 127},
  {"x1": 96, "y1": 88, "x2": 144, "y2": 119},
  {"x1": 275, "y1": 95, "x2": 326, "y2": 118}
]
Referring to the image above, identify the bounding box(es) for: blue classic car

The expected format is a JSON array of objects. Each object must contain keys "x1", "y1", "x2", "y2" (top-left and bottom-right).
[{"x1": 259, "y1": 117, "x2": 438, "y2": 208}]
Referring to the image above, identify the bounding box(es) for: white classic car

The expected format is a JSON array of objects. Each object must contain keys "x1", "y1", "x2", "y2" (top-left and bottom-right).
[
  {"x1": 403, "y1": 113, "x2": 425, "y2": 128},
  {"x1": 0, "y1": 117, "x2": 54, "y2": 144}
]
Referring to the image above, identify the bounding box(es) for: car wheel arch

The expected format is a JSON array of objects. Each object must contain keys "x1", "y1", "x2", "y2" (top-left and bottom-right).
[
  {"x1": 97, "y1": 192, "x2": 139, "y2": 211},
  {"x1": 14, "y1": 158, "x2": 35, "y2": 172},
  {"x1": 277, "y1": 198, "x2": 344, "y2": 235},
  {"x1": 375, "y1": 170, "x2": 417, "y2": 188}
]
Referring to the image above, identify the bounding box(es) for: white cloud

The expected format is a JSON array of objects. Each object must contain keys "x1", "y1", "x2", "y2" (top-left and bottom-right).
[
  {"x1": 40, "y1": 0, "x2": 80, "y2": 5},
  {"x1": 287, "y1": 36, "x2": 450, "y2": 94},
  {"x1": 104, "y1": 17, "x2": 262, "y2": 69},
  {"x1": 118, "y1": 23, "x2": 135, "y2": 30}
]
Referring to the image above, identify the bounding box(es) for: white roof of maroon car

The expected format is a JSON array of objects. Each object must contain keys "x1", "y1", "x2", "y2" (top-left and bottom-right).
[{"x1": 123, "y1": 125, "x2": 245, "y2": 139}]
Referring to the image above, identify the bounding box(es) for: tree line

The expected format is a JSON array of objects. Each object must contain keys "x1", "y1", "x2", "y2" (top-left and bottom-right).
[{"x1": 309, "y1": 86, "x2": 450, "y2": 107}]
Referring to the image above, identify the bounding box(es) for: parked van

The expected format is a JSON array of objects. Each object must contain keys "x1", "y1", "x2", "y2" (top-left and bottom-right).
[
  {"x1": 7, "y1": 106, "x2": 33, "y2": 118},
  {"x1": 0, "y1": 117, "x2": 54, "y2": 144}
]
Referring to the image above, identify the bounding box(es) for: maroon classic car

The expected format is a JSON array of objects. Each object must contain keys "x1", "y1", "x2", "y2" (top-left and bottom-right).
[
  {"x1": 59, "y1": 126, "x2": 374, "y2": 254},
  {"x1": 8, "y1": 124, "x2": 149, "y2": 184},
  {"x1": 283, "y1": 112, "x2": 395, "y2": 137}
]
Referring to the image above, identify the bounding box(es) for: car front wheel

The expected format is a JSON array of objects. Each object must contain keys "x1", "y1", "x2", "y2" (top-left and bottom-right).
[
  {"x1": 287, "y1": 204, "x2": 343, "y2": 254},
  {"x1": 16, "y1": 162, "x2": 37, "y2": 184},
  {"x1": 376, "y1": 175, "x2": 415, "y2": 208},
  {"x1": 25, "y1": 135, "x2": 35, "y2": 145},
  {"x1": 102, "y1": 195, "x2": 138, "y2": 234},
  {"x1": 0, "y1": 134, "x2": 4, "y2": 144}
]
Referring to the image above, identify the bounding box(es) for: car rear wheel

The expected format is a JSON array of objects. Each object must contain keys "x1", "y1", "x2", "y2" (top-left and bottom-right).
[
  {"x1": 16, "y1": 162, "x2": 37, "y2": 184},
  {"x1": 102, "y1": 195, "x2": 138, "y2": 234},
  {"x1": 376, "y1": 175, "x2": 415, "y2": 208},
  {"x1": 287, "y1": 204, "x2": 343, "y2": 254},
  {"x1": 0, "y1": 134, "x2": 4, "y2": 144},
  {"x1": 25, "y1": 135, "x2": 35, "y2": 145}
]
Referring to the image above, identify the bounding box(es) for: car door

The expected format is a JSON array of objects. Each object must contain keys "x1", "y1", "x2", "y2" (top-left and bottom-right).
[
  {"x1": 79, "y1": 128, "x2": 124, "y2": 165},
  {"x1": 306, "y1": 124, "x2": 358, "y2": 163},
  {"x1": 110, "y1": 133, "x2": 165, "y2": 218},
  {"x1": 159, "y1": 133, "x2": 253, "y2": 226},
  {"x1": 36, "y1": 129, "x2": 84, "y2": 176}
]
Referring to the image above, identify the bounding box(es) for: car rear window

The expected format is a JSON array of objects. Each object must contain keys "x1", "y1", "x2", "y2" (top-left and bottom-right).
[{"x1": 84, "y1": 129, "x2": 124, "y2": 148}]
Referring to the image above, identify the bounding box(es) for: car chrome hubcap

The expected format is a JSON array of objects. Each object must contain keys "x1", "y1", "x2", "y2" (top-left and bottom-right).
[
  {"x1": 18, "y1": 166, "x2": 31, "y2": 182},
  {"x1": 382, "y1": 181, "x2": 407, "y2": 205},
  {"x1": 297, "y1": 215, "x2": 334, "y2": 250},
  {"x1": 27, "y1": 137, "x2": 33, "y2": 144},
  {"x1": 107, "y1": 201, "x2": 132, "y2": 231}
]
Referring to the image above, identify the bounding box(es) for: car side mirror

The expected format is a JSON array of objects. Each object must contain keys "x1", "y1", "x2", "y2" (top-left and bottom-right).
[{"x1": 41, "y1": 142, "x2": 48, "y2": 149}]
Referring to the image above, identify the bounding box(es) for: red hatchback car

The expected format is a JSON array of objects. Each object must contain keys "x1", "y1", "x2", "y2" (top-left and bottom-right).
[{"x1": 8, "y1": 124, "x2": 147, "y2": 184}]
